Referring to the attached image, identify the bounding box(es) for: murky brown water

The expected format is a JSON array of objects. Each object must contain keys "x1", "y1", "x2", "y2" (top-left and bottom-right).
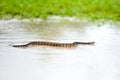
[{"x1": 0, "y1": 19, "x2": 120, "y2": 80}]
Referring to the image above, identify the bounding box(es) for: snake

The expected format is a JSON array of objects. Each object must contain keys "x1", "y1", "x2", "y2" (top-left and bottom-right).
[{"x1": 12, "y1": 41, "x2": 95, "y2": 48}]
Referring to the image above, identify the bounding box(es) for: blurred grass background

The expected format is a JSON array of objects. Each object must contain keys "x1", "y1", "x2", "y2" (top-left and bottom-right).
[{"x1": 0, "y1": 0, "x2": 120, "y2": 21}]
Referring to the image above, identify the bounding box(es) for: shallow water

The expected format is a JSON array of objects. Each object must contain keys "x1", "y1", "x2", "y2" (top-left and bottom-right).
[{"x1": 0, "y1": 19, "x2": 120, "y2": 80}]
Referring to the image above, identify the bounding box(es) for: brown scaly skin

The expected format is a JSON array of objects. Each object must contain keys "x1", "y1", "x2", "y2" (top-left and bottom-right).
[{"x1": 12, "y1": 41, "x2": 95, "y2": 48}]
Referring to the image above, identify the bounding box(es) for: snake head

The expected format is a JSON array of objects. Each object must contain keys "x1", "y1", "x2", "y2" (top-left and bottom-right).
[{"x1": 73, "y1": 41, "x2": 95, "y2": 45}]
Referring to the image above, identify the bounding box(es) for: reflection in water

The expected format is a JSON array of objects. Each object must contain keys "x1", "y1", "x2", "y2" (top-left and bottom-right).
[{"x1": 0, "y1": 19, "x2": 120, "y2": 80}]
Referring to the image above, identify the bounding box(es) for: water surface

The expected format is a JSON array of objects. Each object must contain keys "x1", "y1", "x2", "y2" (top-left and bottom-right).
[{"x1": 0, "y1": 19, "x2": 120, "y2": 80}]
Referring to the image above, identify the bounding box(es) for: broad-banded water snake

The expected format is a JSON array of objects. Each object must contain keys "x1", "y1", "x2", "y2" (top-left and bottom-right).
[{"x1": 12, "y1": 41, "x2": 95, "y2": 48}]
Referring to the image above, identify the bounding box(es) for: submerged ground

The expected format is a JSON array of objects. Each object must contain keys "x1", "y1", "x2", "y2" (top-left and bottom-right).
[{"x1": 0, "y1": 18, "x2": 120, "y2": 80}]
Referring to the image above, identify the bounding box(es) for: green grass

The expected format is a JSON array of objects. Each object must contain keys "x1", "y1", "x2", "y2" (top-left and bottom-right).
[{"x1": 0, "y1": 0, "x2": 120, "y2": 21}]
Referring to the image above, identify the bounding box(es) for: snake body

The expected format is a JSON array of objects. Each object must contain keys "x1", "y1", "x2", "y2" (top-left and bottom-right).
[{"x1": 12, "y1": 41, "x2": 95, "y2": 48}]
